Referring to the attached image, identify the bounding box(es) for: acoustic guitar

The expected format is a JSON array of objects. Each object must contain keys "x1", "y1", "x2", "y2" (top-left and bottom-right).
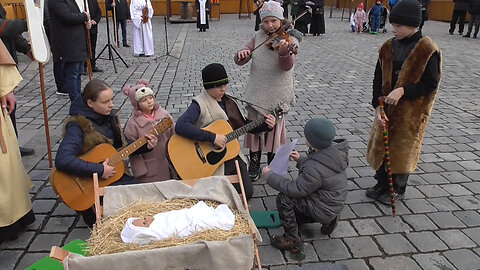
[
  {"x1": 50, "y1": 117, "x2": 173, "y2": 211},
  {"x1": 168, "y1": 107, "x2": 284, "y2": 180}
]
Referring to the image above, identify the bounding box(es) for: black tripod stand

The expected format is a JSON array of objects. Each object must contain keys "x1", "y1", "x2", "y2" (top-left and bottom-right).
[
  {"x1": 95, "y1": 1, "x2": 129, "y2": 72},
  {"x1": 157, "y1": 16, "x2": 179, "y2": 60}
]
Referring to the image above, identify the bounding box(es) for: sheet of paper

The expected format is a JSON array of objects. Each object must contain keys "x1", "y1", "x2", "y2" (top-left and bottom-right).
[{"x1": 269, "y1": 139, "x2": 297, "y2": 175}]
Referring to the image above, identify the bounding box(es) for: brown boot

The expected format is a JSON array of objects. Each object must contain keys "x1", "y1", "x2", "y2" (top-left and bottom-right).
[{"x1": 270, "y1": 233, "x2": 303, "y2": 253}]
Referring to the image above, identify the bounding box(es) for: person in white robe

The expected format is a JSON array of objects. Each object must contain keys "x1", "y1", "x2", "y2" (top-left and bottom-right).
[
  {"x1": 195, "y1": 0, "x2": 210, "y2": 32},
  {"x1": 130, "y1": 0, "x2": 154, "y2": 56},
  {"x1": 0, "y1": 40, "x2": 35, "y2": 243}
]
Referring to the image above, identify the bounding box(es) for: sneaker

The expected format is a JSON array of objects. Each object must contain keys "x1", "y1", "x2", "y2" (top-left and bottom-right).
[
  {"x1": 321, "y1": 215, "x2": 339, "y2": 235},
  {"x1": 374, "y1": 31, "x2": 379, "y2": 35},
  {"x1": 270, "y1": 234, "x2": 303, "y2": 253},
  {"x1": 377, "y1": 191, "x2": 405, "y2": 205},
  {"x1": 366, "y1": 183, "x2": 388, "y2": 199},
  {"x1": 20, "y1": 147, "x2": 35, "y2": 156},
  {"x1": 56, "y1": 89, "x2": 69, "y2": 96}
]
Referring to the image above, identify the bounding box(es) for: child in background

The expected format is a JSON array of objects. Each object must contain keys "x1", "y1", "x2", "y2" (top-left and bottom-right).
[
  {"x1": 354, "y1": 3, "x2": 366, "y2": 33},
  {"x1": 370, "y1": 0, "x2": 384, "y2": 34},
  {"x1": 262, "y1": 118, "x2": 348, "y2": 253},
  {"x1": 366, "y1": 0, "x2": 442, "y2": 204},
  {"x1": 124, "y1": 79, "x2": 175, "y2": 183},
  {"x1": 235, "y1": 0, "x2": 300, "y2": 181}
]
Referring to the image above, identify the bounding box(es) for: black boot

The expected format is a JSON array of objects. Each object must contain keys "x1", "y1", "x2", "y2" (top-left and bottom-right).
[
  {"x1": 248, "y1": 150, "x2": 262, "y2": 181},
  {"x1": 267, "y1": 152, "x2": 275, "y2": 164}
]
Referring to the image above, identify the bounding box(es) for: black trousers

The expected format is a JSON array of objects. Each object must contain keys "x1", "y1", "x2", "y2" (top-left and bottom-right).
[
  {"x1": 450, "y1": 10, "x2": 467, "y2": 34},
  {"x1": 375, "y1": 162, "x2": 409, "y2": 194},
  {"x1": 466, "y1": 13, "x2": 480, "y2": 36},
  {"x1": 224, "y1": 156, "x2": 253, "y2": 200},
  {"x1": 90, "y1": 32, "x2": 98, "y2": 67}
]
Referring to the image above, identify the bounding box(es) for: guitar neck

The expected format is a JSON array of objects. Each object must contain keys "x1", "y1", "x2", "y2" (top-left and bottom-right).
[
  {"x1": 225, "y1": 118, "x2": 265, "y2": 143},
  {"x1": 107, "y1": 117, "x2": 172, "y2": 166}
]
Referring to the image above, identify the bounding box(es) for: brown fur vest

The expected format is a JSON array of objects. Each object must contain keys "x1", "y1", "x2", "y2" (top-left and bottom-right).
[
  {"x1": 366, "y1": 36, "x2": 442, "y2": 173},
  {"x1": 63, "y1": 114, "x2": 126, "y2": 156}
]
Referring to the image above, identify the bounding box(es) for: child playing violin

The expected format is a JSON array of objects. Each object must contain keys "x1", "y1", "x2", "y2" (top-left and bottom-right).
[{"x1": 234, "y1": 0, "x2": 300, "y2": 181}]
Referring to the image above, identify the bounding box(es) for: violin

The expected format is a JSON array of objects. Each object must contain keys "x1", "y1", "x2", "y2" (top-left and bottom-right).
[
  {"x1": 142, "y1": 0, "x2": 149, "y2": 24},
  {"x1": 266, "y1": 27, "x2": 299, "y2": 55}
]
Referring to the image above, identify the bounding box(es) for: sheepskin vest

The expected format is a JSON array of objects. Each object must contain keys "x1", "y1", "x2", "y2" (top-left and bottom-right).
[
  {"x1": 366, "y1": 36, "x2": 442, "y2": 173},
  {"x1": 244, "y1": 30, "x2": 297, "y2": 115},
  {"x1": 193, "y1": 91, "x2": 229, "y2": 128},
  {"x1": 63, "y1": 114, "x2": 126, "y2": 156}
]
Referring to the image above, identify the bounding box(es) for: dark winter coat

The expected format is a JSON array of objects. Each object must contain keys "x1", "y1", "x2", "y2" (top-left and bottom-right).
[
  {"x1": 454, "y1": 0, "x2": 469, "y2": 11},
  {"x1": 48, "y1": 0, "x2": 89, "y2": 62},
  {"x1": 265, "y1": 139, "x2": 349, "y2": 222},
  {"x1": 88, "y1": 0, "x2": 102, "y2": 35},
  {"x1": 0, "y1": 3, "x2": 30, "y2": 64},
  {"x1": 469, "y1": 0, "x2": 480, "y2": 14},
  {"x1": 310, "y1": 0, "x2": 324, "y2": 15},
  {"x1": 370, "y1": 3, "x2": 384, "y2": 17},
  {"x1": 106, "y1": 0, "x2": 131, "y2": 20}
]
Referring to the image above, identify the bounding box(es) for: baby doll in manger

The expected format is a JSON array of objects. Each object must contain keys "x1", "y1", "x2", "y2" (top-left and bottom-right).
[{"x1": 121, "y1": 201, "x2": 236, "y2": 245}]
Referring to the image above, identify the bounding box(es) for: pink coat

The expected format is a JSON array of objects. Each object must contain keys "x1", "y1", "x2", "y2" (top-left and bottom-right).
[
  {"x1": 354, "y1": 9, "x2": 366, "y2": 25},
  {"x1": 124, "y1": 105, "x2": 175, "y2": 183}
]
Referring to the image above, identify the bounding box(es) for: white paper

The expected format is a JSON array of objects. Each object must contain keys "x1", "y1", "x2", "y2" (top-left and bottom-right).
[{"x1": 269, "y1": 139, "x2": 297, "y2": 175}]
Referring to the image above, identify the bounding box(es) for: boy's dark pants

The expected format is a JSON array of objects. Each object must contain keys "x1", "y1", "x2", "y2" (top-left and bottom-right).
[
  {"x1": 375, "y1": 163, "x2": 409, "y2": 194},
  {"x1": 276, "y1": 193, "x2": 318, "y2": 237}
]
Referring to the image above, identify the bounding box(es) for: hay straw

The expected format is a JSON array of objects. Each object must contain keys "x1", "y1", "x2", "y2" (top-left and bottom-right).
[{"x1": 85, "y1": 198, "x2": 251, "y2": 256}]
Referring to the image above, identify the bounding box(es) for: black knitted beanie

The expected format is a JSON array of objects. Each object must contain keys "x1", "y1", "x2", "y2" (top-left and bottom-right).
[
  {"x1": 202, "y1": 63, "x2": 229, "y2": 89},
  {"x1": 389, "y1": 0, "x2": 422, "y2": 27}
]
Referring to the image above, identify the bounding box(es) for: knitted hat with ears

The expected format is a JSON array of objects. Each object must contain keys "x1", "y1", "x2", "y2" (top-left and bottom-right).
[
  {"x1": 358, "y1": 3, "x2": 364, "y2": 9},
  {"x1": 123, "y1": 79, "x2": 158, "y2": 116}
]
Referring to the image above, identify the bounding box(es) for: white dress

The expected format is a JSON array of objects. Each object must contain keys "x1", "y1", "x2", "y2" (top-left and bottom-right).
[{"x1": 130, "y1": 0, "x2": 154, "y2": 56}]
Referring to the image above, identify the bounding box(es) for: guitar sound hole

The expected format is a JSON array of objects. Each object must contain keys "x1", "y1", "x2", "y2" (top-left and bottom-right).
[{"x1": 206, "y1": 148, "x2": 227, "y2": 165}]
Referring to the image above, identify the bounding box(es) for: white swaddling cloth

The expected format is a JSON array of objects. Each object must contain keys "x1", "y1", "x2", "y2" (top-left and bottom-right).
[{"x1": 121, "y1": 201, "x2": 236, "y2": 245}]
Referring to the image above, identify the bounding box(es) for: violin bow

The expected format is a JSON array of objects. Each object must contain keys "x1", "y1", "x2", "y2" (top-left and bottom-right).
[{"x1": 250, "y1": 9, "x2": 309, "y2": 54}]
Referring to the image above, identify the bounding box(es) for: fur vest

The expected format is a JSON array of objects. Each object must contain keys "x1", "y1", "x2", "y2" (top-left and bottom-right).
[
  {"x1": 193, "y1": 91, "x2": 229, "y2": 128},
  {"x1": 366, "y1": 36, "x2": 442, "y2": 173},
  {"x1": 244, "y1": 29, "x2": 297, "y2": 115},
  {"x1": 63, "y1": 113, "x2": 127, "y2": 156}
]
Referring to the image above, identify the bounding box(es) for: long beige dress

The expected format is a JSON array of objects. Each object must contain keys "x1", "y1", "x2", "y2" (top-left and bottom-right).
[{"x1": 0, "y1": 40, "x2": 34, "y2": 240}]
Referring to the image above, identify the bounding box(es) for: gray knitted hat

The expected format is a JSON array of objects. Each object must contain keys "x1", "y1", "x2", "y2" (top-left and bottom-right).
[
  {"x1": 304, "y1": 118, "x2": 336, "y2": 150},
  {"x1": 259, "y1": 1, "x2": 284, "y2": 21}
]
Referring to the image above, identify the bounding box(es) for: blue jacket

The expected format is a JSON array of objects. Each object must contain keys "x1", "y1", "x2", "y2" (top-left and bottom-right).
[
  {"x1": 370, "y1": 4, "x2": 384, "y2": 17},
  {"x1": 55, "y1": 97, "x2": 126, "y2": 177}
]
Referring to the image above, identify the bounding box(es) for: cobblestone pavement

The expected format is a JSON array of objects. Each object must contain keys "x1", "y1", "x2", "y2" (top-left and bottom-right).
[{"x1": 1, "y1": 10, "x2": 479, "y2": 270}]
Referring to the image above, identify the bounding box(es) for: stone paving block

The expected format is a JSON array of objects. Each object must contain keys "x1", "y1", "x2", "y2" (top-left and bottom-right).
[
  {"x1": 28, "y1": 234, "x2": 64, "y2": 252},
  {"x1": 419, "y1": 173, "x2": 449, "y2": 185},
  {"x1": 52, "y1": 203, "x2": 77, "y2": 216},
  {"x1": 345, "y1": 190, "x2": 375, "y2": 204},
  {"x1": 418, "y1": 164, "x2": 446, "y2": 174},
  {"x1": 258, "y1": 244, "x2": 285, "y2": 267},
  {"x1": 313, "y1": 239, "x2": 351, "y2": 261},
  {"x1": 286, "y1": 243, "x2": 318, "y2": 264},
  {"x1": 404, "y1": 199, "x2": 438, "y2": 214},
  {"x1": 374, "y1": 234, "x2": 417, "y2": 255},
  {"x1": 427, "y1": 212, "x2": 466, "y2": 229},
  {"x1": 369, "y1": 256, "x2": 421, "y2": 270},
  {"x1": 443, "y1": 249, "x2": 480, "y2": 270},
  {"x1": 0, "y1": 250, "x2": 23, "y2": 270},
  {"x1": 375, "y1": 216, "x2": 412, "y2": 233},
  {"x1": 351, "y1": 219, "x2": 383, "y2": 235},
  {"x1": 404, "y1": 187, "x2": 425, "y2": 199},
  {"x1": 412, "y1": 253, "x2": 456, "y2": 270},
  {"x1": 440, "y1": 171, "x2": 472, "y2": 183},
  {"x1": 406, "y1": 231, "x2": 448, "y2": 252},
  {"x1": 435, "y1": 229, "x2": 476, "y2": 249},
  {"x1": 28, "y1": 170, "x2": 51, "y2": 181},
  {"x1": 330, "y1": 221, "x2": 358, "y2": 238},
  {"x1": 437, "y1": 161, "x2": 467, "y2": 171},
  {"x1": 29, "y1": 180, "x2": 44, "y2": 194},
  {"x1": 31, "y1": 199, "x2": 57, "y2": 214},
  {"x1": 453, "y1": 210, "x2": 480, "y2": 227},
  {"x1": 376, "y1": 201, "x2": 412, "y2": 216},
  {"x1": 450, "y1": 195, "x2": 480, "y2": 210},
  {"x1": 43, "y1": 217, "x2": 76, "y2": 233},
  {"x1": 35, "y1": 186, "x2": 58, "y2": 199},
  {"x1": 441, "y1": 184, "x2": 473, "y2": 196},
  {"x1": 353, "y1": 177, "x2": 376, "y2": 189},
  {"x1": 339, "y1": 206, "x2": 356, "y2": 220},
  {"x1": 408, "y1": 174, "x2": 428, "y2": 186},
  {"x1": 402, "y1": 214, "x2": 439, "y2": 231},
  {"x1": 427, "y1": 197, "x2": 461, "y2": 211},
  {"x1": 463, "y1": 171, "x2": 480, "y2": 181},
  {"x1": 462, "y1": 227, "x2": 480, "y2": 245},
  {"x1": 252, "y1": 185, "x2": 268, "y2": 198},
  {"x1": 416, "y1": 185, "x2": 450, "y2": 197},
  {"x1": 336, "y1": 259, "x2": 369, "y2": 270},
  {"x1": 15, "y1": 252, "x2": 49, "y2": 270},
  {"x1": 27, "y1": 214, "x2": 46, "y2": 231},
  {"x1": 463, "y1": 182, "x2": 480, "y2": 194},
  {"x1": 249, "y1": 198, "x2": 266, "y2": 211},
  {"x1": 264, "y1": 184, "x2": 279, "y2": 196},
  {"x1": 343, "y1": 236, "x2": 381, "y2": 258},
  {"x1": 349, "y1": 203, "x2": 381, "y2": 218},
  {"x1": 264, "y1": 196, "x2": 277, "y2": 211},
  {"x1": 65, "y1": 228, "x2": 92, "y2": 244},
  {"x1": 458, "y1": 160, "x2": 480, "y2": 170}
]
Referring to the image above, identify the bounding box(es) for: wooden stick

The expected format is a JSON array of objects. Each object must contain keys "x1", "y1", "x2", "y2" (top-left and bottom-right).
[
  {"x1": 113, "y1": 6, "x2": 119, "y2": 48},
  {"x1": 379, "y1": 98, "x2": 396, "y2": 216},
  {"x1": 83, "y1": 0, "x2": 93, "y2": 80},
  {"x1": 234, "y1": 160, "x2": 262, "y2": 270},
  {"x1": 93, "y1": 173, "x2": 102, "y2": 228},
  {"x1": 38, "y1": 63, "x2": 53, "y2": 168}
]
